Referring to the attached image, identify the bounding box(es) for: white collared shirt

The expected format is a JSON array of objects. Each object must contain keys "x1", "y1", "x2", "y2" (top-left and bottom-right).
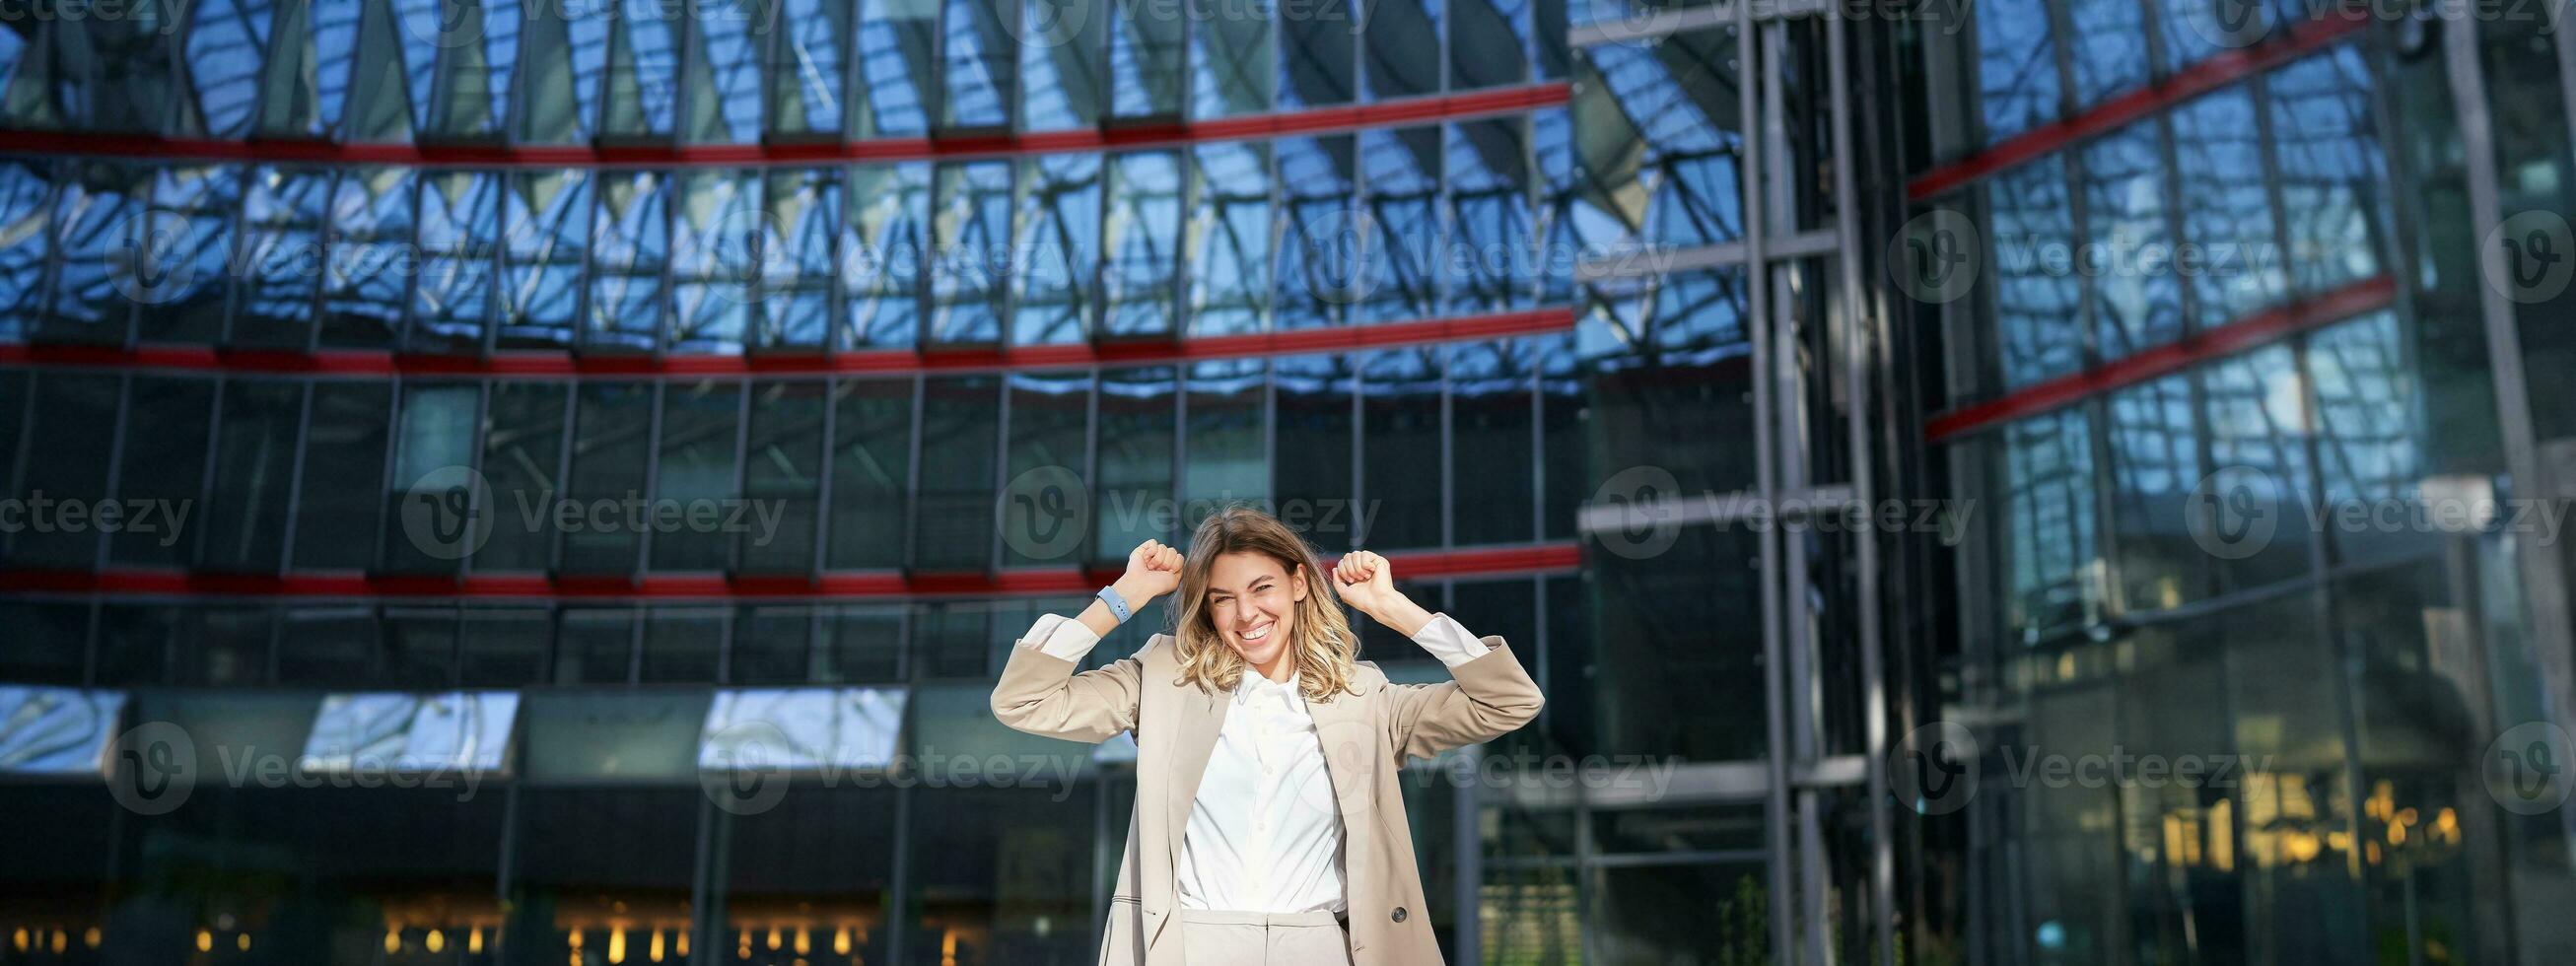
[{"x1": 1016, "y1": 610, "x2": 1493, "y2": 914}]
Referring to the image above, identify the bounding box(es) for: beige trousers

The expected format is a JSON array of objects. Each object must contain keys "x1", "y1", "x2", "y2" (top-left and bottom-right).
[{"x1": 1176, "y1": 908, "x2": 1353, "y2": 965}]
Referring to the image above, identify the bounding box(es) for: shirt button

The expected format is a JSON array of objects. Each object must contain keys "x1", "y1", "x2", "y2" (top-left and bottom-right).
[{"x1": 1391, "y1": 907, "x2": 1408, "y2": 923}]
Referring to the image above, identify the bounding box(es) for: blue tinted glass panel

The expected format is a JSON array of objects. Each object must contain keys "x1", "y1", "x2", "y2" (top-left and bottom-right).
[
  {"x1": 931, "y1": 161, "x2": 1012, "y2": 343},
  {"x1": 1275, "y1": 135, "x2": 1358, "y2": 330},
  {"x1": 2269, "y1": 47, "x2": 2392, "y2": 298},
  {"x1": 1976, "y1": 0, "x2": 2058, "y2": 144},
  {"x1": 1188, "y1": 142, "x2": 1271, "y2": 336},
  {"x1": 844, "y1": 163, "x2": 931, "y2": 348},
  {"x1": 1358, "y1": 125, "x2": 1442, "y2": 323},
  {"x1": 669, "y1": 170, "x2": 761, "y2": 352},
  {"x1": 1011, "y1": 154, "x2": 1101, "y2": 345},
  {"x1": 1988, "y1": 157, "x2": 2082, "y2": 390},
  {"x1": 2080, "y1": 119, "x2": 2183, "y2": 360},
  {"x1": 588, "y1": 171, "x2": 670, "y2": 350},
  {"x1": 500, "y1": 171, "x2": 592, "y2": 347},
  {"x1": 2170, "y1": 88, "x2": 2284, "y2": 330},
  {"x1": 1104, "y1": 152, "x2": 1183, "y2": 338}
]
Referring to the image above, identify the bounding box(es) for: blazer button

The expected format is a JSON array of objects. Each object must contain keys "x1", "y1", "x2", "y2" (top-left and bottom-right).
[{"x1": 1391, "y1": 907, "x2": 1408, "y2": 924}]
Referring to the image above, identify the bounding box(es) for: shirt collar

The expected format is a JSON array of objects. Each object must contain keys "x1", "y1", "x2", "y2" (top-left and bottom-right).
[{"x1": 1234, "y1": 666, "x2": 1302, "y2": 698}]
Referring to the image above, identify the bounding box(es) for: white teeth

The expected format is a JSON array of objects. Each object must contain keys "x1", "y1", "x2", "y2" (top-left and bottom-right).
[{"x1": 1240, "y1": 624, "x2": 1272, "y2": 642}]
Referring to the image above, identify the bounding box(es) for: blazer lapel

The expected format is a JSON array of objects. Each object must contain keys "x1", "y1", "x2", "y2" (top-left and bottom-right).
[{"x1": 1162, "y1": 680, "x2": 1228, "y2": 877}]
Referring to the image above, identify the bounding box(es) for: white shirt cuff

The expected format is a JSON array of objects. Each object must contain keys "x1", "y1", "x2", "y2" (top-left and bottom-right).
[
  {"x1": 1022, "y1": 613, "x2": 1102, "y2": 662},
  {"x1": 1412, "y1": 612, "x2": 1494, "y2": 667}
]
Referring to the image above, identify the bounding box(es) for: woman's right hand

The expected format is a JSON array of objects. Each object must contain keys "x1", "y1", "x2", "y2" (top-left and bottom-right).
[{"x1": 1115, "y1": 539, "x2": 1185, "y2": 604}]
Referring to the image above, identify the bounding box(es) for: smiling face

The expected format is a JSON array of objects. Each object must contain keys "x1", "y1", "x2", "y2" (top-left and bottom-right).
[{"x1": 1205, "y1": 550, "x2": 1307, "y2": 670}]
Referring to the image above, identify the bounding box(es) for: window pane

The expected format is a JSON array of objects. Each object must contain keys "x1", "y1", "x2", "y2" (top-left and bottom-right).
[
  {"x1": 1191, "y1": 0, "x2": 1272, "y2": 117},
  {"x1": 1095, "y1": 366, "x2": 1177, "y2": 561},
  {"x1": 741, "y1": 380, "x2": 828, "y2": 574},
  {"x1": 201, "y1": 380, "x2": 304, "y2": 573},
  {"x1": 931, "y1": 161, "x2": 1012, "y2": 344},
  {"x1": 1278, "y1": 0, "x2": 1354, "y2": 107},
  {"x1": 383, "y1": 381, "x2": 481, "y2": 574},
  {"x1": 460, "y1": 608, "x2": 551, "y2": 686},
  {"x1": 2065, "y1": 0, "x2": 2148, "y2": 107},
  {"x1": 1272, "y1": 352, "x2": 1355, "y2": 550},
  {"x1": 1450, "y1": 340, "x2": 1536, "y2": 546},
  {"x1": 670, "y1": 170, "x2": 760, "y2": 352},
  {"x1": 291, "y1": 381, "x2": 392, "y2": 570},
  {"x1": 724, "y1": 787, "x2": 898, "y2": 965},
  {"x1": 415, "y1": 0, "x2": 522, "y2": 138},
  {"x1": 1358, "y1": 125, "x2": 1442, "y2": 323},
  {"x1": 2082, "y1": 118, "x2": 2183, "y2": 360},
  {"x1": 1111, "y1": 0, "x2": 1183, "y2": 117},
  {"x1": 1002, "y1": 370, "x2": 1091, "y2": 566},
  {"x1": 110, "y1": 378, "x2": 215, "y2": 567},
  {"x1": 0, "y1": 602, "x2": 88, "y2": 685},
  {"x1": 687, "y1": 0, "x2": 765, "y2": 142},
  {"x1": 479, "y1": 381, "x2": 572, "y2": 571},
  {"x1": 1989, "y1": 408, "x2": 2099, "y2": 641},
  {"x1": 823, "y1": 604, "x2": 905, "y2": 682},
  {"x1": 651, "y1": 380, "x2": 743, "y2": 572},
  {"x1": 133, "y1": 165, "x2": 241, "y2": 344},
  {"x1": 905, "y1": 786, "x2": 1095, "y2": 963},
  {"x1": 1583, "y1": 268, "x2": 1755, "y2": 498},
  {"x1": 1989, "y1": 157, "x2": 2083, "y2": 390},
  {"x1": 563, "y1": 382, "x2": 656, "y2": 574},
  {"x1": 98, "y1": 603, "x2": 177, "y2": 685},
  {"x1": 554, "y1": 608, "x2": 637, "y2": 684},
  {"x1": 1363, "y1": 0, "x2": 1441, "y2": 101},
  {"x1": 1103, "y1": 151, "x2": 1183, "y2": 338},
  {"x1": 500, "y1": 171, "x2": 591, "y2": 347},
  {"x1": 1447, "y1": 117, "x2": 1533, "y2": 314},
  {"x1": 1021, "y1": 0, "x2": 1105, "y2": 130},
  {"x1": 1188, "y1": 142, "x2": 1271, "y2": 336},
  {"x1": 231, "y1": 168, "x2": 334, "y2": 349},
  {"x1": 382, "y1": 607, "x2": 460, "y2": 688},
  {"x1": 320, "y1": 167, "x2": 414, "y2": 348},
  {"x1": 1539, "y1": 332, "x2": 1581, "y2": 541},
  {"x1": 1360, "y1": 347, "x2": 1443, "y2": 549},
  {"x1": 942, "y1": 0, "x2": 1016, "y2": 127},
  {"x1": 1976, "y1": 0, "x2": 2059, "y2": 144},
  {"x1": 2172, "y1": 88, "x2": 2285, "y2": 330},
  {"x1": 41, "y1": 161, "x2": 145, "y2": 342},
  {"x1": 1011, "y1": 154, "x2": 1101, "y2": 346},
  {"x1": 277, "y1": 606, "x2": 380, "y2": 687},
  {"x1": 731, "y1": 606, "x2": 814, "y2": 683},
  {"x1": 589, "y1": 170, "x2": 671, "y2": 350},
  {"x1": 1276, "y1": 135, "x2": 1358, "y2": 330},
  {"x1": 844, "y1": 163, "x2": 931, "y2": 348},
  {"x1": 2201, "y1": 344, "x2": 2315, "y2": 592},
  {"x1": 8, "y1": 374, "x2": 119, "y2": 568},
  {"x1": 2106, "y1": 373, "x2": 2204, "y2": 612},
  {"x1": 857, "y1": 0, "x2": 937, "y2": 136},
  {"x1": 916, "y1": 376, "x2": 1001, "y2": 569},
  {"x1": 828, "y1": 378, "x2": 917, "y2": 570},
  {"x1": 1579, "y1": 26, "x2": 1744, "y2": 250},
  {"x1": 768, "y1": 0, "x2": 851, "y2": 135},
  {"x1": 0, "y1": 161, "x2": 52, "y2": 342},
  {"x1": 1449, "y1": 0, "x2": 1529, "y2": 91},
  {"x1": 758, "y1": 168, "x2": 841, "y2": 349},
  {"x1": 2269, "y1": 47, "x2": 2392, "y2": 300},
  {"x1": 412, "y1": 171, "x2": 501, "y2": 353},
  {"x1": 1182, "y1": 358, "x2": 1268, "y2": 531},
  {"x1": 640, "y1": 607, "x2": 725, "y2": 682},
  {"x1": 506, "y1": 791, "x2": 702, "y2": 966}
]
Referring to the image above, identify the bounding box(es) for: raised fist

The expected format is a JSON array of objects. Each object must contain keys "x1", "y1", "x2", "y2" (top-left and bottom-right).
[{"x1": 1121, "y1": 539, "x2": 1184, "y2": 601}]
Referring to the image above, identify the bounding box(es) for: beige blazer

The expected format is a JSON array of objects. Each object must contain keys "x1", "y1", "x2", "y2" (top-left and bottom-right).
[{"x1": 989, "y1": 627, "x2": 1546, "y2": 965}]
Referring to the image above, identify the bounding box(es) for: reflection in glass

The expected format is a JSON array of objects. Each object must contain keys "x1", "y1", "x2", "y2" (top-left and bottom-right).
[
  {"x1": 829, "y1": 378, "x2": 918, "y2": 569},
  {"x1": 1188, "y1": 142, "x2": 1271, "y2": 335},
  {"x1": 0, "y1": 687, "x2": 124, "y2": 776},
  {"x1": 301, "y1": 691, "x2": 520, "y2": 775},
  {"x1": 2082, "y1": 119, "x2": 2183, "y2": 361},
  {"x1": 1012, "y1": 154, "x2": 1102, "y2": 345}
]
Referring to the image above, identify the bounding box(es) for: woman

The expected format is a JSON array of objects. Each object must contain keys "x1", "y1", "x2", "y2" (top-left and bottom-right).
[{"x1": 989, "y1": 506, "x2": 1545, "y2": 966}]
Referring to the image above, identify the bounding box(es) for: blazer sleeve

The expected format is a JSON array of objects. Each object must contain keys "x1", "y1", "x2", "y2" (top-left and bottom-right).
[
  {"x1": 1384, "y1": 637, "x2": 1546, "y2": 760},
  {"x1": 989, "y1": 623, "x2": 1155, "y2": 744}
]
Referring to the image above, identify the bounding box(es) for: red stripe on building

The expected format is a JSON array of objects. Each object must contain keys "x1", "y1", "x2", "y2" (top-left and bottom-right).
[
  {"x1": 0, "y1": 543, "x2": 1584, "y2": 601},
  {"x1": 1921, "y1": 274, "x2": 2395, "y2": 443},
  {"x1": 0, "y1": 85, "x2": 1568, "y2": 170},
  {"x1": 0, "y1": 308, "x2": 1576, "y2": 379},
  {"x1": 1905, "y1": 13, "x2": 2370, "y2": 202}
]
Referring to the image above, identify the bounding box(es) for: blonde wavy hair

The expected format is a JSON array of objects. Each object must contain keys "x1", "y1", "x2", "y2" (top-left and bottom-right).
[{"x1": 1170, "y1": 505, "x2": 1364, "y2": 703}]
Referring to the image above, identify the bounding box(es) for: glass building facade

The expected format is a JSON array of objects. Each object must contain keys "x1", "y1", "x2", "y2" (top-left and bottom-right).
[{"x1": 5, "y1": 0, "x2": 2576, "y2": 964}]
